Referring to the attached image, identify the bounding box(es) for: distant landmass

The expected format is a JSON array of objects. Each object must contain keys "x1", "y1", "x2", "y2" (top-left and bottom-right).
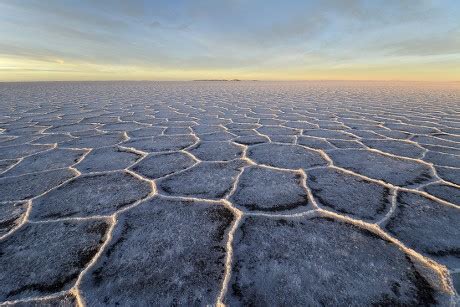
[{"x1": 192, "y1": 79, "x2": 259, "y2": 81}]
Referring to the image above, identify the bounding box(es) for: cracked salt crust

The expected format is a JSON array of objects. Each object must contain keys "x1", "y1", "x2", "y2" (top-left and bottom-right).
[{"x1": 0, "y1": 81, "x2": 459, "y2": 305}]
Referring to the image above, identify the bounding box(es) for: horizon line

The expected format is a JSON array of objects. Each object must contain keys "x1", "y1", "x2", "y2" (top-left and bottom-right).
[{"x1": 1, "y1": 79, "x2": 459, "y2": 83}]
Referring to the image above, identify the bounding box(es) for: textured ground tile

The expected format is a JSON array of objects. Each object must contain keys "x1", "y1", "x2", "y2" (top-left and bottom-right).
[
  {"x1": 361, "y1": 139, "x2": 425, "y2": 158},
  {"x1": 0, "y1": 202, "x2": 27, "y2": 236},
  {"x1": 0, "y1": 144, "x2": 53, "y2": 160},
  {"x1": 375, "y1": 128, "x2": 411, "y2": 139},
  {"x1": 283, "y1": 121, "x2": 317, "y2": 129},
  {"x1": 10, "y1": 293, "x2": 77, "y2": 306},
  {"x1": 329, "y1": 149, "x2": 434, "y2": 187},
  {"x1": 188, "y1": 141, "x2": 244, "y2": 161},
  {"x1": 328, "y1": 139, "x2": 366, "y2": 149},
  {"x1": 227, "y1": 128, "x2": 260, "y2": 137},
  {"x1": 9, "y1": 293, "x2": 78, "y2": 307},
  {"x1": 307, "y1": 167, "x2": 391, "y2": 221},
  {"x1": 433, "y1": 133, "x2": 460, "y2": 142},
  {"x1": 80, "y1": 197, "x2": 233, "y2": 305},
  {"x1": 234, "y1": 135, "x2": 269, "y2": 145},
  {"x1": 384, "y1": 191, "x2": 460, "y2": 268},
  {"x1": 130, "y1": 151, "x2": 196, "y2": 179},
  {"x1": 198, "y1": 131, "x2": 236, "y2": 141},
  {"x1": 248, "y1": 143, "x2": 327, "y2": 169},
  {"x1": 268, "y1": 135, "x2": 297, "y2": 143},
  {"x1": 423, "y1": 151, "x2": 460, "y2": 168},
  {"x1": 5, "y1": 125, "x2": 48, "y2": 136},
  {"x1": 100, "y1": 122, "x2": 147, "y2": 132},
  {"x1": 384, "y1": 123, "x2": 440, "y2": 134},
  {"x1": 303, "y1": 129, "x2": 357, "y2": 140},
  {"x1": 0, "y1": 159, "x2": 18, "y2": 173},
  {"x1": 0, "y1": 169, "x2": 77, "y2": 202},
  {"x1": 192, "y1": 124, "x2": 224, "y2": 134},
  {"x1": 257, "y1": 125, "x2": 300, "y2": 136},
  {"x1": 0, "y1": 135, "x2": 41, "y2": 147},
  {"x1": 122, "y1": 135, "x2": 196, "y2": 152},
  {"x1": 75, "y1": 147, "x2": 141, "y2": 173},
  {"x1": 29, "y1": 172, "x2": 151, "y2": 220},
  {"x1": 423, "y1": 144, "x2": 460, "y2": 156},
  {"x1": 163, "y1": 126, "x2": 192, "y2": 135},
  {"x1": 435, "y1": 166, "x2": 460, "y2": 185},
  {"x1": 225, "y1": 216, "x2": 452, "y2": 306},
  {"x1": 60, "y1": 133, "x2": 125, "y2": 149},
  {"x1": 1, "y1": 148, "x2": 85, "y2": 177},
  {"x1": 0, "y1": 219, "x2": 109, "y2": 301},
  {"x1": 412, "y1": 135, "x2": 460, "y2": 149},
  {"x1": 423, "y1": 183, "x2": 460, "y2": 205},
  {"x1": 230, "y1": 166, "x2": 310, "y2": 212},
  {"x1": 297, "y1": 135, "x2": 335, "y2": 150},
  {"x1": 453, "y1": 273, "x2": 460, "y2": 294},
  {"x1": 157, "y1": 160, "x2": 246, "y2": 199},
  {"x1": 128, "y1": 127, "x2": 165, "y2": 138},
  {"x1": 31, "y1": 133, "x2": 76, "y2": 145},
  {"x1": 44, "y1": 123, "x2": 97, "y2": 133}
]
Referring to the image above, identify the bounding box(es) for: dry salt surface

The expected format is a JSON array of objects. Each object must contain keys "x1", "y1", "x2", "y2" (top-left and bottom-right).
[{"x1": 0, "y1": 81, "x2": 459, "y2": 306}]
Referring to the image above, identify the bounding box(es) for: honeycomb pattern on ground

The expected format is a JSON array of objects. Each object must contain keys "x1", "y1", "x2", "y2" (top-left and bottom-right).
[{"x1": 0, "y1": 81, "x2": 459, "y2": 305}]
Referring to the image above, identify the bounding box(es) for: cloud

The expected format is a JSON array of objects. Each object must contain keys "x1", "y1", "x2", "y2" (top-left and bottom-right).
[
  {"x1": 382, "y1": 30, "x2": 460, "y2": 56},
  {"x1": 149, "y1": 20, "x2": 190, "y2": 31},
  {"x1": 0, "y1": 43, "x2": 71, "y2": 63},
  {"x1": 2, "y1": 0, "x2": 127, "y2": 30}
]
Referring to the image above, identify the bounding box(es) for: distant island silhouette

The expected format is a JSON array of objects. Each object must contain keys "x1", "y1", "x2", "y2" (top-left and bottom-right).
[{"x1": 192, "y1": 79, "x2": 258, "y2": 81}]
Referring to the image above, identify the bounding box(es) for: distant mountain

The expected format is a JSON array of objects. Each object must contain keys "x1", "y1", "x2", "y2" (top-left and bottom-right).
[{"x1": 192, "y1": 79, "x2": 258, "y2": 81}]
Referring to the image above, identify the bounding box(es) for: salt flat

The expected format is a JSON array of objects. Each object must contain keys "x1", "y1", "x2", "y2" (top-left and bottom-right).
[{"x1": 0, "y1": 81, "x2": 459, "y2": 305}]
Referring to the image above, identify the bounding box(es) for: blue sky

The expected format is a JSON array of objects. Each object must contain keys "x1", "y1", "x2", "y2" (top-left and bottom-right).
[{"x1": 0, "y1": 0, "x2": 459, "y2": 81}]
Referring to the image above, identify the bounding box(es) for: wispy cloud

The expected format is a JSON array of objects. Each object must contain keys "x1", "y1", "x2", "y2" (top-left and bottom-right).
[{"x1": 149, "y1": 20, "x2": 190, "y2": 31}]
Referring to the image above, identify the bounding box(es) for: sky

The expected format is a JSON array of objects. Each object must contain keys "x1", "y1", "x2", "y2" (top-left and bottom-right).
[{"x1": 0, "y1": 0, "x2": 459, "y2": 81}]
